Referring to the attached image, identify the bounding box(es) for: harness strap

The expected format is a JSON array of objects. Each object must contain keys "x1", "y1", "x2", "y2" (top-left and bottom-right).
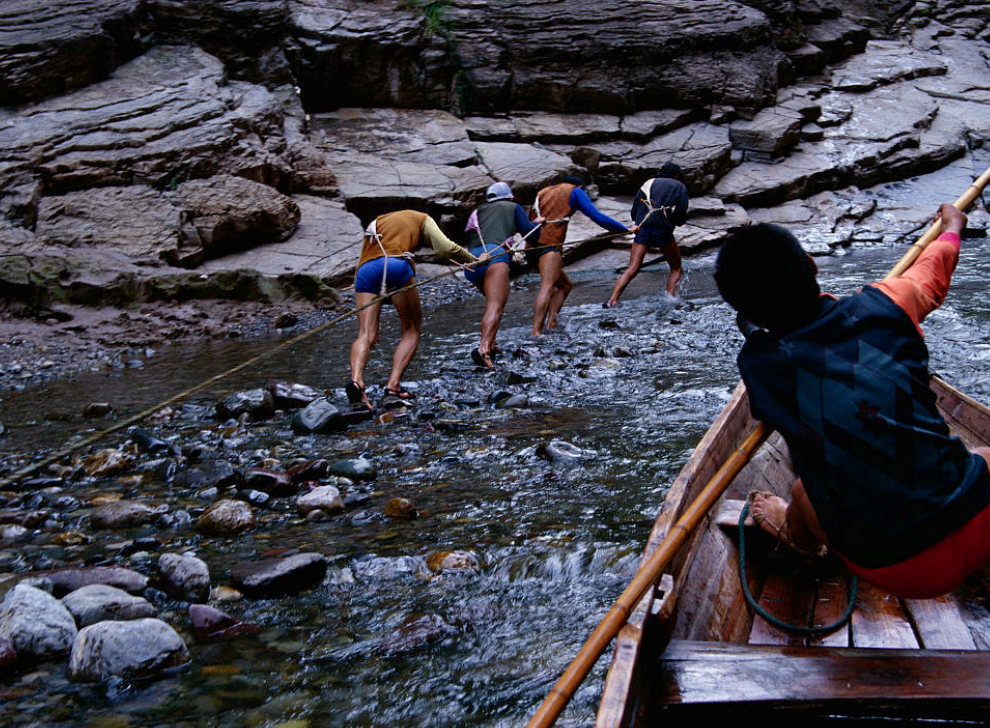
[
  {"x1": 637, "y1": 178, "x2": 676, "y2": 227},
  {"x1": 365, "y1": 219, "x2": 414, "y2": 296}
]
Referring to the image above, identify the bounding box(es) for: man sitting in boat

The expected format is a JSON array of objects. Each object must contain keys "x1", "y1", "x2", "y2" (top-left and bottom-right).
[{"x1": 713, "y1": 203, "x2": 990, "y2": 598}]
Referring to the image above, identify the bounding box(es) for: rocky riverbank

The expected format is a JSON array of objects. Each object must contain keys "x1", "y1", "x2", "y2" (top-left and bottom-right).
[{"x1": 2, "y1": 1, "x2": 989, "y2": 392}]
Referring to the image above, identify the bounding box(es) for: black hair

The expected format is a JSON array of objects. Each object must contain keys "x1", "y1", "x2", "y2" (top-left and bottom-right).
[
  {"x1": 562, "y1": 174, "x2": 586, "y2": 187},
  {"x1": 658, "y1": 162, "x2": 682, "y2": 179},
  {"x1": 714, "y1": 223, "x2": 821, "y2": 333}
]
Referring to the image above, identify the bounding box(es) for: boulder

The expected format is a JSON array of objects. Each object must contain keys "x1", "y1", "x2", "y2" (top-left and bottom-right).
[
  {"x1": 69, "y1": 618, "x2": 190, "y2": 681},
  {"x1": 61, "y1": 584, "x2": 156, "y2": 627},
  {"x1": 229, "y1": 552, "x2": 328, "y2": 597},
  {"x1": 0, "y1": 584, "x2": 78, "y2": 660},
  {"x1": 157, "y1": 553, "x2": 211, "y2": 603}
]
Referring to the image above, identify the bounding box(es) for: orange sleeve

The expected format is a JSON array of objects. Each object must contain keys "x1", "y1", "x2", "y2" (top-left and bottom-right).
[{"x1": 870, "y1": 232, "x2": 960, "y2": 329}]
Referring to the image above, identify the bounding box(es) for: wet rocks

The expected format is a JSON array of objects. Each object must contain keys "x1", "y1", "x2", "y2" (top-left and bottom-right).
[
  {"x1": 0, "y1": 584, "x2": 77, "y2": 660},
  {"x1": 175, "y1": 460, "x2": 242, "y2": 491},
  {"x1": 328, "y1": 458, "x2": 377, "y2": 482},
  {"x1": 0, "y1": 637, "x2": 16, "y2": 673},
  {"x1": 216, "y1": 389, "x2": 275, "y2": 422},
  {"x1": 61, "y1": 585, "x2": 156, "y2": 627},
  {"x1": 68, "y1": 618, "x2": 190, "y2": 682},
  {"x1": 229, "y1": 553, "x2": 328, "y2": 597},
  {"x1": 39, "y1": 567, "x2": 149, "y2": 597},
  {"x1": 90, "y1": 500, "x2": 167, "y2": 529},
  {"x1": 296, "y1": 486, "x2": 344, "y2": 517},
  {"x1": 381, "y1": 613, "x2": 456, "y2": 654},
  {"x1": 425, "y1": 551, "x2": 481, "y2": 574},
  {"x1": 196, "y1": 500, "x2": 255, "y2": 536},
  {"x1": 157, "y1": 553, "x2": 211, "y2": 603},
  {"x1": 188, "y1": 604, "x2": 261, "y2": 643},
  {"x1": 266, "y1": 380, "x2": 323, "y2": 410},
  {"x1": 82, "y1": 449, "x2": 133, "y2": 478},
  {"x1": 385, "y1": 497, "x2": 417, "y2": 520},
  {"x1": 243, "y1": 468, "x2": 297, "y2": 497},
  {"x1": 291, "y1": 398, "x2": 344, "y2": 434}
]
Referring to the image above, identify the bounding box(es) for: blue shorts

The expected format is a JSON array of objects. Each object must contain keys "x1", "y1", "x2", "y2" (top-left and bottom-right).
[
  {"x1": 463, "y1": 243, "x2": 510, "y2": 285},
  {"x1": 354, "y1": 257, "x2": 415, "y2": 295},
  {"x1": 634, "y1": 226, "x2": 675, "y2": 249}
]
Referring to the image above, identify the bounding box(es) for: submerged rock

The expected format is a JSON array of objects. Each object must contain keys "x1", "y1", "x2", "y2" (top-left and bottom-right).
[
  {"x1": 385, "y1": 498, "x2": 417, "y2": 520},
  {"x1": 69, "y1": 618, "x2": 190, "y2": 681},
  {"x1": 229, "y1": 553, "x2": 328, "y2": 597},
  {"x1": 188, "y1": 604, "x2": 261, "y2": 643},
  {"x1": 426, "y1": 551, "x2": 481, "y2": 573}
]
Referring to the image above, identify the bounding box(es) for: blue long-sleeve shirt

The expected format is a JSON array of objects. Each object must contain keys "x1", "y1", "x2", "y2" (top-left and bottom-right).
[{"x1": 570, "y1": 187, "x2": 628, "y2": 233}]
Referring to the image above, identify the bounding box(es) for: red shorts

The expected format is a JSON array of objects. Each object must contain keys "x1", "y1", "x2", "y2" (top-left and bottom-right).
[{"x1": 841, "y1": 497, "x2": 990, "y2": 599}]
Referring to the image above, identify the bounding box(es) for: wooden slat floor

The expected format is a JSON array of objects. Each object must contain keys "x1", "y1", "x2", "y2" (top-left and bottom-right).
[{"x1": 651, "y1": 499, "x2": 990, "y2": 718}]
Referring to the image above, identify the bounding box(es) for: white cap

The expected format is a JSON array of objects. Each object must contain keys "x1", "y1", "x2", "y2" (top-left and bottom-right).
[{"x1": 486, "y1": 182, "x2": 513, "y2": 202}]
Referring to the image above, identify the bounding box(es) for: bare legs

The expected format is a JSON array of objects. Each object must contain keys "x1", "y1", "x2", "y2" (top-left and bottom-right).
[
  {"x1": 477, "y1": 262, "x2": 510, "y2": 368},
  {"x1": 663, "y1": 239, "x2": 682, "y2": 298},
  {"x1": 607, "y1": 242, "x2": 648, "y2": 307},
  {"x1": 348, "y1": 284, "x2": 422, "y2": 405},
  {"x1": 531, "y1": 250, "x2": 571, "y2": 336}
]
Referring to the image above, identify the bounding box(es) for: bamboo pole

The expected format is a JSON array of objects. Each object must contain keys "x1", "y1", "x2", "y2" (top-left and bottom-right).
[
  {"x1": 526, "y1": 162, "x2": 990, "y2": 728},
  {"x1": 525, "y1": 423, "x2": 769, "y2": 728},
  {"x1": 886, "y1": 163, "x2": 990, "y2": 278}
]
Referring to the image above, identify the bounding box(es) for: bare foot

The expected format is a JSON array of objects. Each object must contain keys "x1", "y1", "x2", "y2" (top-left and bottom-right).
[
  {"x1": 750, "y1": 491, "x2": 789, "y2": 539},
  {"x1": 749, "y1": 491, "x2": 827, "y2": 559}
]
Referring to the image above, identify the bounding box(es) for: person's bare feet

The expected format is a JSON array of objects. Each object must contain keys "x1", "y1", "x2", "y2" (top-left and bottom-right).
[
  {"x1": 749, "y1": 491, "x2": 827, "y2": 559},
  {"x1": 750, "y1": 491, "x2": 789, "y2": 538}
]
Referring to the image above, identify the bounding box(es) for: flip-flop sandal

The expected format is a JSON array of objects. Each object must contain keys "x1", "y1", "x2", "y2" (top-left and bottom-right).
[
  {"x1": 471, "y1": 348, "x2": 496, "y2": 370},
  {"x1": 747, "y1": 490, "x2": 827, "y2": 560},
  {"x1": 346, "y1": 380, "x2": 371, "y2": 409}
]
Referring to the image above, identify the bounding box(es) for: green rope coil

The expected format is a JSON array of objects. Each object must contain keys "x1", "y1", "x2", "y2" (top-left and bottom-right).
[{"x1": 738, "y1": 499, "x2": 858, "y2": 636}]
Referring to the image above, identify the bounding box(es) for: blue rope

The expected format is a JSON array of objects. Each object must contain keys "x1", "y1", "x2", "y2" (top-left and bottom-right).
[{"x1": 738, "y1": 499, "x2": 858, "y2": 636}]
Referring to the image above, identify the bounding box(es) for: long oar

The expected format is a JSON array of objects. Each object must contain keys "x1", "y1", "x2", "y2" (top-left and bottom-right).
[{"x1": 525, "y1": 162, "x2": 990, "y2": 728}]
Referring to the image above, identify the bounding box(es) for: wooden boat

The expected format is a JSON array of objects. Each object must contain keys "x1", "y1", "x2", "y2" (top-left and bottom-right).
[{"x1": 595, "y1": 378, "x2": 990, "y2": 726}]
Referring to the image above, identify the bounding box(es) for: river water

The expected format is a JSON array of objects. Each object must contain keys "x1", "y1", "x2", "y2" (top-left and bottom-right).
[{"x1": 1, "y1": 160, "x2": 989, "y2": 727}]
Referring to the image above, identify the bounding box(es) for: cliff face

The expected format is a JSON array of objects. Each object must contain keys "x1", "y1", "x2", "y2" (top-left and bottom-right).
[{"x1": 1, "y1": 0, "x2": 989, "y2": 314}]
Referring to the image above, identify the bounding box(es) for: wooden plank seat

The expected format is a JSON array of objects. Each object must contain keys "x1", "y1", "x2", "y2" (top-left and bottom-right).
[{"x1": 649, "y1": 641, "x2": 990, "y2": 721}]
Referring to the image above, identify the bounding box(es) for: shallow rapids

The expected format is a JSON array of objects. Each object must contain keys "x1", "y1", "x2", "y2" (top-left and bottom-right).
[{"x1": 1, "y1": 173, "x2": 990, "y2": 727}]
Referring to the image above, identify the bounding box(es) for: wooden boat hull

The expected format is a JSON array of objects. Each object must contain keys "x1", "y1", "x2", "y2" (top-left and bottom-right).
[{"x1": 596, "y1": 378, "x2": 990, "y2": 726}]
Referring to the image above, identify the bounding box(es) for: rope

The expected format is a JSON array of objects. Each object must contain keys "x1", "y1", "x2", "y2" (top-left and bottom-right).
[
  {"x1": 0, "y1": 231, "x2": 628, "y2": 490},
  {"x1": 737, "y1": 499, "x2": 857, "y2": 636}
]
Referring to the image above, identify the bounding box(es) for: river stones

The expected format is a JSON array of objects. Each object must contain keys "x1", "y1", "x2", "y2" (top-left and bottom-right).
[
  {"x1": 0, "y1": 584, "x2": 77, "y2": 660},
  {"x1": 381, "y1": 613, "x2": 456, "y2": 654},
  {"x1": 90, "y1": 500, "x2": 167, "y2": 529},
  {"x1": 266, "y1": 380, "x2": 323, "y2": 410},
  {"x1": 188, "y1": 604, "x2": 261, "y2": 643},
  {"x1": 157, "y1": 553, "x2": 211, "y2": 603},
  {"x1": 82, "y1": 449, "x2": 133, "y2": 478},
  {"x1": 216, "y1": 389, "x2": 275, "y2": 422},
  {"x1": 196, "y1": 500, "x2": 255, "y2": 536},
  {"x1": 328, "y1": 458, "x2": 377, "y2": 482},
  {"x1": 229, "y1": 553, "x2": 328, "y2": 597},
  {"x1": 174, "y1": 460, "x2": 242, "y2": 491},
  {"x1": 296, "y1": 486, "x2": 344, "y2": 517},
  {"x1": 425, "y1": 551, "x2": 481, "y2": 573},
  {"x1": 291, "y1": 397, "x2": 344, "y2": 434},
  {"x1": 243, "y1": 468, "x2": 297, "y2": 497},
  {"x1": 385, "y1": 498, "x2": 417, "y2": 520},
  {"x1": 69, "y1": 618, "x2": 190, "y2": 681},
  {"x1": 38, "y1": 567, "x2": 149, "y2": 597},
  {"x1": 61, "y1": 585, "x2": 156, "y2": 627}
]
